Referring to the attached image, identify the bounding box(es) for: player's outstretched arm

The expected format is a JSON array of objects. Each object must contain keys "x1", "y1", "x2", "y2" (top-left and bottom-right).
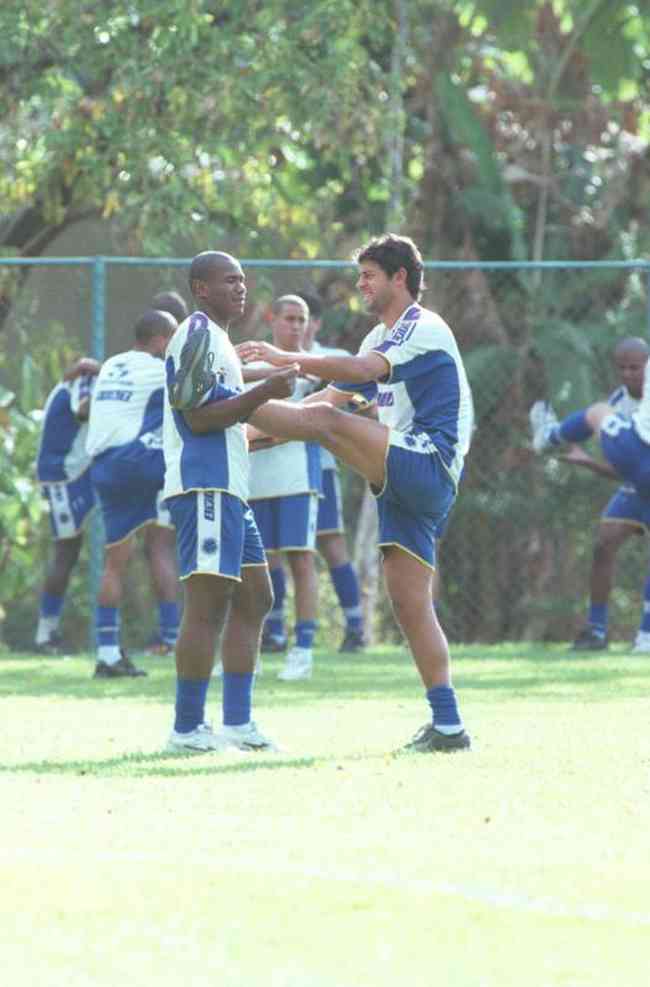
[
  {"x1": 557, "y1": 444, "x2": 619, "y2": 479},
  {"x1": 238, "y1": 339, "x2": 388, "y2": 384},
  {"x1": 183, "y1": 365, "x2": 299, "y2": 435}
]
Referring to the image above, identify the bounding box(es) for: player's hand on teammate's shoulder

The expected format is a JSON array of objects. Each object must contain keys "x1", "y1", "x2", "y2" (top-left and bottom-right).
[{"x1": 261, "y1": 363, "x2": 300, "y2": 400}]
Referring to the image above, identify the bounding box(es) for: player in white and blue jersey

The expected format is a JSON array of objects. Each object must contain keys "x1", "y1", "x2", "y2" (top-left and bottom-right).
[
  {"x1": 531, "y1": 336, "x2": 650, "y2": 652},
  {"x1": 246, "y1": 295, "x2": 321, "y2": 681},
  {"x1": 35, "y1": 370, "x2": 97, "y2": 653},
  {"x1": 86, "y1": 308, "x2": 179, "y2": 678},
  {"x1": 239, "y1": 234, "x2": 473, "y2": 753},
  {"x1": 297, "y1": 291, "x2": 367, "y2": 654},
  {"x1": 163, "y1": 251, "x2": 298, "y2": 754}
]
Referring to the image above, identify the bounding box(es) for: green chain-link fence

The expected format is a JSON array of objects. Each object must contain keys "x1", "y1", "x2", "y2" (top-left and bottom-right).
[{"x1": 2, "y1": 256, "x2": 650, "y2": 651}]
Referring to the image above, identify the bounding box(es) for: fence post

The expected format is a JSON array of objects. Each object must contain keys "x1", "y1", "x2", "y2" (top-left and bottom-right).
[{"x1": 88, "y1": 256, "x2": 106, "y2": 654}]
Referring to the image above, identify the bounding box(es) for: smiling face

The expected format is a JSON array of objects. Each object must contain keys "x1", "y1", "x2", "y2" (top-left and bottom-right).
[
  {"x1": 192, "y1": 255, "x2": 246, "y2": 327},
  {"x1": 356, "y1": 260, "x2": 402, "y2": 319},
  {"x1": 271, "y1": 300, "x2": 308, "y2": 352}
]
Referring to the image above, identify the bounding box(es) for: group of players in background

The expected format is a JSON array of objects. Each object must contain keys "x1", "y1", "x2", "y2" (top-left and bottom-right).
[{"x1": 33, "y1": 232, "x2": 650, "y2": 756}]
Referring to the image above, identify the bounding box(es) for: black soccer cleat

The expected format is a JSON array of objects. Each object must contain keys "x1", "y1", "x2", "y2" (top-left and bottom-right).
[
  {"x1": 169, "y1": 325, "x2": 216, "y2": 410},
  {"x1": 338, "y1": 628, "x2": 366, "y2": 653},
  {"x1": 571, "y1": 626, "x2": 609, "y2": 652},
  {"x1": 93, "y1": 653, "x2": 148, "y2": 678},
  {"x1": 34, "y1": 633, "x2": 73, "y2": 657},
  {"x1": 260, "y1": 632, "x2": 287, "y2": 654},
  {"x1": 400, "y1": 723, "x2": 471, "y2": 754}
]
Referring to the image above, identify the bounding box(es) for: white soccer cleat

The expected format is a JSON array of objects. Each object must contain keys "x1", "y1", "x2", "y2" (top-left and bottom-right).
[
  {"x1": 220, "y1": 721, "x2": 279, "y2": 752},
  {"x1": 631, "y1": 631, "x2": 650, "y2": 654},
  {"x1": 529, "y1": 400, "x2": 560, "y2": 453},
  {"x1": 277, "y1": 646, "x2": 313, "y2": 681},
  {"x1": 166, "y1": 722, "x2": 228, "y2": 754}
]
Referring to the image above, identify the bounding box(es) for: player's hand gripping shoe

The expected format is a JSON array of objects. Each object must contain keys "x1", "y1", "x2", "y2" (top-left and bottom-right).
[
  {"x1": 529, "y1": 400, "x2": 560, "y2": 453},
  {"x1": 169, "y1": 324, "x2": 216, "y2": 410}
]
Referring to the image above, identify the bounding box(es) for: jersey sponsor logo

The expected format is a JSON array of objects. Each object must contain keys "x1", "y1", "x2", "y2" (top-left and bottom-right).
[
  {"x1": 377, "y1": 392, "x2": 394, "y2": 407},
  {"x1": 188, "y1": 312, "x2": 208, "y2": 334},
  {"x1": 203, "y1": 491, "x2": 215, "y2": 521},
  {"x1": 96, "y1": 390, "x2": 133, "y2": 402}
]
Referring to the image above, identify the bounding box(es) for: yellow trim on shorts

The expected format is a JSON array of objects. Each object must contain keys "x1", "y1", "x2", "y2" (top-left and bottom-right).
[
  {"x1": 378, "y1": 540, "x2": 436, "y2": 572},
  {"x1": 104, "y1": 517, "x2": 160, "y2": 548},
  {"x1": 179, "y1": 569, "x2": 242, "y2": 583},
  {"x1": 248, "y1": 489, "x2": 321, "y2": 501},
  {"x1": 316, "y1": 526, "x2": 345, "y2": 535},
  {"x1": 241, "y1": 561, "x2": 269, "y2": 568},
  {"x1": 266, "y1": 545, "x2": 318, "y2": 553},
  {"x1": 600, "y1": 517, "x2": 648, "y2": 534}
]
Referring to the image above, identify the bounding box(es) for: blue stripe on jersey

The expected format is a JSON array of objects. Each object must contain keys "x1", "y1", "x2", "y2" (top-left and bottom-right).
[
  {"x1": 306, "y1": 442, "x2": 322, "y2": 493},
  {"x1": 139, "y1": 388, "x2": 164, "y2": 436},
  {"x1": 37, "y1": 387, "x2": 80, "y2": 482},
  {"x1": 402, "y1": 355, "x2": 461, "y2": 465},
  {"x1": 174, "y1": 409, "x2": 232, "y2": 492}
]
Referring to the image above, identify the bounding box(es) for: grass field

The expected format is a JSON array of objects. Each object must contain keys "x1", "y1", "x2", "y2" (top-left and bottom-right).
[{"x1": 2, "y1": 642, "x2": 650, "y2": 987}]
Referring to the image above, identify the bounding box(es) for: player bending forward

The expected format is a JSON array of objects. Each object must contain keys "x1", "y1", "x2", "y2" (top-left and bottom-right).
[{"x1": 237, "y1": 234, "x2": 473, "y2": 753}]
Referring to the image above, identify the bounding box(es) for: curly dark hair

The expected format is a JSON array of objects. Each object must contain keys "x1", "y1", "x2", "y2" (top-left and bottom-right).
[{"x1": 353, "y1": 233, "x2": 424, "y2": 299}]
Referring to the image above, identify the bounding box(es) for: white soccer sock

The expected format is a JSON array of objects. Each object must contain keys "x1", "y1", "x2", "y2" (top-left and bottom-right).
[
  {"x1": 35, "y1": 616, "x2": 59, "y2": 645},
  {"x1": 97, "y1": 645, "x2": 122, "y2": 666}
]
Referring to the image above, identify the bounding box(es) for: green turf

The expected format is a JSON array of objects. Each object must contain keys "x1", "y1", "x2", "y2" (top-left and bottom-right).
[{"x1": 2, "y1": 643, "x2": 650, "y2": 987}]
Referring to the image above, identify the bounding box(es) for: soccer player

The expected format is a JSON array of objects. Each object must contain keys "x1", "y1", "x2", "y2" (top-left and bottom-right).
[
  {"x1": 163, "y1": 250, "x2": 298, "y2": 753},
  {"x1": 239, "y1": 234, "x2": 474, "y2": 753},
  {"x1": 86, "y1": 308, "x2": 180, "y2": 678},
  {"x1": 34, "y1": 368, "x2": 97, "y2": 653},
  {"x1": 297, "y1": 291, "x2": 367, "y2": 653},
  {"x1": 531, "y1": 336, "x2": 650, "y2": 652},
  {"x1": 246, "y1": 295, "x2": 321, "y2": 681},
  {"x1": 151, "y1": 290, "x2": 189, "y2": 325}
]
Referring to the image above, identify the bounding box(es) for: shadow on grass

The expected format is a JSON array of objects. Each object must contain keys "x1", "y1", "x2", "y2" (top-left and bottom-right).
[
  {"x1": 2, "y1": 646, "x2": 650, "y2": 706},
  {"x1": 0, "y1": 748, "x2": 395, "y2": 779}
]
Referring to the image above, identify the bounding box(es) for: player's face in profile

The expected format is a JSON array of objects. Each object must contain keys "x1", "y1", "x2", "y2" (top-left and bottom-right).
[
  {"x1": 356, "y1": 261, "x2": 396, "y2": 316},
  {"x1": 200, "y1": 260, "x2": 247, "y2": 323},
  {"x1": 272, "y1": 303, "x2": 308, "y2": 351},
  {"x1": 614, "y1": 351, "x2": 648, "y2": 399}
]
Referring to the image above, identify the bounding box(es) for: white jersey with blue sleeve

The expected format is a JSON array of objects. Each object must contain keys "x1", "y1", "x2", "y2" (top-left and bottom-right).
[
  {"x1": 632, "y1": 361, "x2": 650, "y2": 444},
  {"x1": 246, "y1": 364, "x2": 321, "y2": 499},
  {"x1": 36, "y1": 375, "x2": 95, "y2": 482},
  {"x1": 86, "y1": 350, "x2": 165, "y2": 458},
  {"x1": 333, "y1": 303, "x2": 473, "y2": 488},
  {"x1": 609, "y1": 384, "x2": 638, "y2": 419},
  {"x1": 162, "y1": 311, "x2": 249, "y2": 503}
]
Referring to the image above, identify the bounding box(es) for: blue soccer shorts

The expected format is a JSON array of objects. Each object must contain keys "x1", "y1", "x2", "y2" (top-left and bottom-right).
[
  {"x1": 316, "y1": 468, "x2": 344, "y2": 535},
  {"x1": 250, "y1": 492, "x2": 319, "y2": 552},
  {"x1": 599, "y1": 415, "x2": 650, "y2": 500},
  {"x1": 41, "y1": 469, "x2": 96, "y2": 540},
  {"x1": 91, "y1": 445, "x2": 167, "y2": 546},
  {"x1": 602, "y1": 486, "x2": 650, "y2": 533},
  {"x1": 167, "y1": 490, "x2": 266, "y2": 581},
  {"x1": 374, "y1": 443, "x2": 456, "y2": 570}
]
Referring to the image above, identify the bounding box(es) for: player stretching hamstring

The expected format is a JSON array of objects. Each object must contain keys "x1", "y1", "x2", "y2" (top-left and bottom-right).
[
  {"x1": 163, "y1": 251, "x2": 297, "y2": 753},
  {"x1": 237, "y1": 234, "x2": 473, "y2": 753}
]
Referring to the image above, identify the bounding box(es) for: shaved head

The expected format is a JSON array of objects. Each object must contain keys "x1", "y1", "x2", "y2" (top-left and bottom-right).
[
  {"x1": 189, "y1": 251, "x2": 239, "y2": 293},
  {"x1": 614, "y1": 336, "x2": 649, "y2": 358}
]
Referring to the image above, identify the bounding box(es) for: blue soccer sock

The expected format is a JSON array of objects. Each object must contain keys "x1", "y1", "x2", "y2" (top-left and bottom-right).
[
  {"x1": 222, "y1": 671, "x2": 254, "y2": 726},
  {"x1": 174, "y1": 678, "x2": 210, "y2": 733},
  {"x1": 587, "y1": 602, "x2": 608, "y2": 636},
  {"x1": 330, "y1": 563, "x2": 364, "y2": 632},
  {"x1": 639, "y1": 575, "x2": 650, "y2": 633},
  {"x1": 295, "y1": 620, "x2": 316, "y2": 650},
  {"x1": 550, "y1": 410, "x2": 593, "y2": 446},
  {"x1": 36, "y1": 592, "x2": 65, "y2": 644},
  {"x1": 96, "y1": 605, "x2": 121, "y2": 664},
  {"x1": 426, "y1": 684, "x2": 463, "y2": 735},
  {"x1": 158, "y1": 600, "x2": 180, "y2": 646},
  {"x1": 265, "y1": 567, "x2": 287, "y2": 639}
]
